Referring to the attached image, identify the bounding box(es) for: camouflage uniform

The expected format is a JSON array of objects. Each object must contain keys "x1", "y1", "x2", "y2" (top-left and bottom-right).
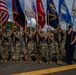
[
  {"x1": 33, "y1": 25, "x2": 43, "y2": 64},
  {"x1": 1, "y1": 27, "x2": 11, "y2": 62},
  {"x1": 45, "y1": 28, "x2": 54, "y2": 64},
  {"x1": 22, "y1": 27, "x2": 32, "y2": 63},
  {"x1": 54, "y1": 24, "x2": 65, "y2": 64},
  {"x1": 11, "y1": 26, "x2": 20, "y2": 63}
]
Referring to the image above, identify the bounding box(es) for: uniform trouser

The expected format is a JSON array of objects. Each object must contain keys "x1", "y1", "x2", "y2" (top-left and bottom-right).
[
  {"x1": 24, "y1": 46, "x2": 31, "y2": 60},
  {"x1": 55, "y1": 42, "x2": 64, "y2": 60},
  {"x1": 12, "y1": 44, "x2": 20, "y2": 60},
  {"x1": 65, "y1": 43, "x2": 75, "y2": 63},
  {"x1": 46, "y1": 45, "x2": 53, "y2": 61},
  {"x1": 1, "y1": 44, "x2": 9, "y2": 60},
  {"x1": 35, "y1": 45, "x2": 42, "y2": 60}
]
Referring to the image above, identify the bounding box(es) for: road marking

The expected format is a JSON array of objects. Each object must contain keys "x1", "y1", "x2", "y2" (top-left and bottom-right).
[{"x1": 13, "y1": 64, "x2": 76, "y2": 75}]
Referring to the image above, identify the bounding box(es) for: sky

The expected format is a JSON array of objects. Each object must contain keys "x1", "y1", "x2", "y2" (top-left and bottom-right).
[{"x1": 5, "y1": 0, "x2": 76, "y2": 30}]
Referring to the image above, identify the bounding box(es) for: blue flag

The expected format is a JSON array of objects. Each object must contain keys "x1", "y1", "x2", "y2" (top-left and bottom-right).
[
  {"x1": 59, "y1": 0, "x2": 72, "y2": 25},
  {"x1": 32, "y1": 1, "x2": 36, "y2": 13},
  {"x1": 12, "y1": 0, "x2": 26, "y2": 28},
  {"x1": 47, "y1": 0, "x2": 59, "y2": 29}
]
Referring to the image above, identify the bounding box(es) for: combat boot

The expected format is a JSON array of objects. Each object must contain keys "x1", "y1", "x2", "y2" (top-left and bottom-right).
[
  {"x1": 27, "y1": 60, "x2": 31, "y2": 64},
  {"x1": 39, "y1": 60, "x2": 42, "y2": 64},
  {"x1": 59, "y1": 60, "x2": 62, "y2": 65},
  {"x1": 46, "y1": 61, "x2": 49, "y2": 65},
  {"x1": 57, "y1": 59, "x2": 60, "y2": 65},
  {"x1": 24, "y1": 60, "x2": 28, "y2": 64},
  {"x1": 5, "y1": 60, "x2": 7, "y2": 63},
  {"x1": 34, "y1": 60, "x2": 38, "y2": 64},
  {"x1": 49, "y1": 61, "x2": 52, "y2": 64}
]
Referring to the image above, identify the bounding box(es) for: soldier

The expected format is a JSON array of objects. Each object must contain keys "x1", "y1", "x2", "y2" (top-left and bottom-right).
[
  {"x1": 1, "y1": 27, "x2": 10, "y2": 62},
  {"x1": 33, "y1": 24, "x2": 43, "y2": 64},
  {"x1": 11, "y1": 26, "x2": 20, "y2": 63},
  {"x1": 22, "y1": 26, "x2": 32, "y2": 64},
  {"x1": 65, "y1": 25, "x2": 76, "y2": 64},
  {"x1": 54, "y1": 24, "x2": 65, "y2": 65},
  {"x1": 44, "y1": 28, "x2": 53, "y2": 64}
]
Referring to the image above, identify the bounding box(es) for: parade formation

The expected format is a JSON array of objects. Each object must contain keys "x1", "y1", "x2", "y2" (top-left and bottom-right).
[{"x1": 0, "y1": 0, "x2": 76, "y2": 67}]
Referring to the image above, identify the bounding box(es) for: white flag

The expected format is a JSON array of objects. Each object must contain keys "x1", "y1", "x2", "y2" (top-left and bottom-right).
[{"x1": 24, "y1": 0, "x2": 35, "y2": 18}]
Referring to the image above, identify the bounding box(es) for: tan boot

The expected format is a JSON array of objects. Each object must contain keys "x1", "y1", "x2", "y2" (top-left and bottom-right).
[
  {"x1": 24, "y1": 60, "x2": 28, "y2": 64},
  {"x1": 49, "y1": 61, "x2": 52, "y2": 65},
  {"x1": 46, "y1": 61, "x2": 49, "y2": 65},
  {"x1": 34, "y1": 60, "x2": 38, "y2": 64},
  {"x1": 57, "y1": 59, "x2": 60, "y2": 65},
  {"x1": 5, "y1": 60, "x2": 7, "y2": 63},
  {"x1": 59, "y1": 60, "x2": 62, "y2": 65},
  {"x1": 39, "y1": 60, "x2": 42, "y2": 64},
  {"x1": 27, "y1": 60, "x2": 30, "y2": 64}
]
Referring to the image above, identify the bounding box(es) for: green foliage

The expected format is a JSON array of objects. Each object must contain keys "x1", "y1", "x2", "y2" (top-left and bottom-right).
[{"x1": 2, "y1": 22, "x2": 20, "y2": 31}]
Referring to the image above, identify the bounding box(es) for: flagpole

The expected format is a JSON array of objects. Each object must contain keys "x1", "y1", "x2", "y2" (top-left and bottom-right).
[
  {"x1": 30, "y1": 17, "x2": 31, "y2": 33},
  {"x1": 71, "y1": 11, "x2": 75, "y2": 42},
  {"x1": 47, "y1": 11, "x2": 50, "y2": 28},
  {"x1": 24, "y1": 12, "x2": 27, "y2": 29},
  {"x1": 12, "y1": 14, "x2": 14, "y2": 31}
]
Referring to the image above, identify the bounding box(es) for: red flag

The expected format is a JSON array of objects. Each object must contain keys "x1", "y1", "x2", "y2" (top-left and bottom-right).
[
  {"x1": 36, "y1": 0, "x2": 45, "y2": 28},
  {"x1": 0, "y1": 0, "x2": 9, "y2": 26}
]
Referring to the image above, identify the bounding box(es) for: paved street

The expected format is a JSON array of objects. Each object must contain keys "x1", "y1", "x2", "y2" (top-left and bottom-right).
[{"x1": 0, "y1": 51, "x2": 76, "y2": 75}]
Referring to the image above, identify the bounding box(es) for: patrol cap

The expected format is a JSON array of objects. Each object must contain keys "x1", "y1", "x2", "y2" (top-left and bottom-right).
[{"x1": 47, "y1": 28, "x2": 51, "y2": 32}]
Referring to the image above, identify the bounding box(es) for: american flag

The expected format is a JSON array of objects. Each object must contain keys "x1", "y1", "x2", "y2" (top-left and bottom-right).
[{"x1": 0, "y1": 0, "x2": 9, "y2": 26}]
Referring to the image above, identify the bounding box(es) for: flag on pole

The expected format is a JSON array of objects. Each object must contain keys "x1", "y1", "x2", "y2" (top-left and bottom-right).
[
  {"x1": 47, "y1": 0, "x2": 59, "y2": 29},
  {"x1": 36, "y1": 0, "x2": 45, "y2": 28},
  {"x1": 0, "y1": 0, "x2": 9, "y2": 26},
  {"x1": 12, "y1": 0, "x2": 25, "y2": 28},
  {"x1": 59, "y1": 0, "x2": 72, "y2": 25},
  {"x1": 24, "y1": 0, "x2": 35, "y2": 18},
  {"x1": 32, "y1": 1, "x2": 36, "y2": 13}
]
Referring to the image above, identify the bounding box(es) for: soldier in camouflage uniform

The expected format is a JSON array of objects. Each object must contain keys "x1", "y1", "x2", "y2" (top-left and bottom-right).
[
  {"x1": 11, "y1": 26, "x2": 20, "y2": 63},
  {"x1": 1, "y1": 27, "x2": 11, "y2": 62},
  {"x1": 33, "y1": 25, "x2": 43, "y2": 64},
  {"x1": 22, "y1": 26, "x2": 32, "y2": 64},
  {"x1": 44, "y1": 28, "x2": 53, "y2": 64},
  {"x1": 54, "y1": 24, "x2": 65, "y2": 65}
]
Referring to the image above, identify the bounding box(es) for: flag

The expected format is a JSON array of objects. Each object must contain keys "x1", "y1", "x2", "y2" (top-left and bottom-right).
[
  {"x1": 0, "y1": 0, "x2": 9, "y2": 26},
  {"x1": 71, "y1": 0, "x2": 76, "y2": 15},
  {"x1": 59, "y1": 0, "x2": 72, "y2": 25},
  {"x1": 36, "y1": 0, "x2": 45, "y2": 28},
  {"x1": 47, "y1": 0, "x2": 59, "y2": 29},
  {"x1": 12, "y1": 0, "x2": 25, "y2": 28},
  {"x1": 24, "y1": 0, "x2": 35, "y2": 18},
  {"x1": 32, "y1": 1, "x2": 36, "y2": 13}
]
